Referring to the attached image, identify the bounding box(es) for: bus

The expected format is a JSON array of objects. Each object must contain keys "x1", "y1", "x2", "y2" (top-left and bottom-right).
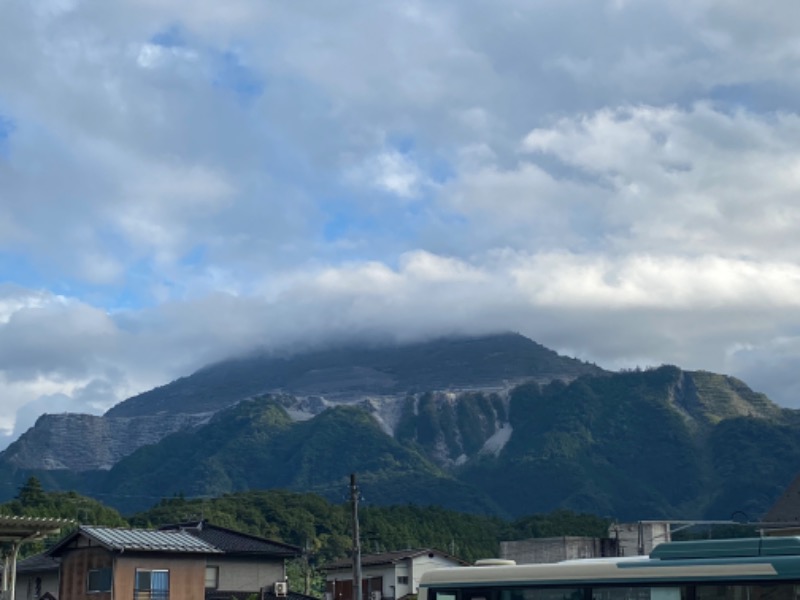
[{"x1": 418, "y1": 538, "x2": 800, "y2": 600}]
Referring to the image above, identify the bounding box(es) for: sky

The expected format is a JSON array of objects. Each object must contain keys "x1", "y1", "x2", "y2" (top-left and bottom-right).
[{"x1": 2, "y1": 0, "x2": 800, "y2": 449}]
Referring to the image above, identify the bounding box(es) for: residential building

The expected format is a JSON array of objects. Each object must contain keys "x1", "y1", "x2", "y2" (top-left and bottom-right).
[
  {"x1": 41, "y1": 522, "x2": 306, "y2": 600},
  {"x1": 321, "y1": 550, "x2": 465, "y2": 600},
  {"x1": 158, "y1": 521, "x2": 301, "y2": 600},
  {"x1": 14, "y1": 553, "x2": 59, "y2": 600},
  {"x1": 48, "y1": 526, "x2": 222, "y2": 600}
]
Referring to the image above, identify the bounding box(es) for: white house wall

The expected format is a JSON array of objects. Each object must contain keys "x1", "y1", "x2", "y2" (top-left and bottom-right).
[
  {"x1": 392, "y1": 563, "x2": 410, "y2": 598},
  {"x1": 326, "y1": 554, "x2": 461, "y2": 600},
  {"x1": 410, "y1": 555, "x2": 459, "y2": 594},
  {"x1": 15, "y1": 572, "x2": 59, "y2": 600}
]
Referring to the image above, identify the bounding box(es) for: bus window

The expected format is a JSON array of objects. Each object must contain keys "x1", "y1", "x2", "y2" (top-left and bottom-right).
[
  {"x1": 501, "y1": 587, "x2": 584, "y2": 600},
  {"x1": 697, "y1": 585, "x2": 800, "y2": 600},
  {"x1": 651, "y1": 589, "x2": 682, "y2": 600},
  {"x1": 435, "y1": 591, "x2": 457, "y2": 600},
  {"x1": 594, "y1": 588, "x2": 684, "y2": 600}
]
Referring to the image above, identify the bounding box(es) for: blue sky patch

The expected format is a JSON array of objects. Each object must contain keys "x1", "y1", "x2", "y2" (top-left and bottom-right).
[
  {"x1": 150, "y1": 25, "x2": 186, "y2": 48},
  {"x1": 0, "y1": 114, "x2": 15, "y2": 157},
  {"x1": 180, "y1": 245, "x2": 208, "y2": 268},
  {"x1": 212, "y1": 50, "x2": 264, "y2": 101}
]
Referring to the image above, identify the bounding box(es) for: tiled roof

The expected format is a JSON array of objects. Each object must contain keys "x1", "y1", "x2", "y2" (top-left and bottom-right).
[
  {"x1": 50, "y1": 526, "x2": 223, "y2": 556},
  {"x1": 321, "y1": 549, "x2": 464, "y2": 571},
  {"x1": 15, "y1": 552, "x2": 60, "y2": 574},
  {"x1": 161, "y1": 522, "x2": 301, "y2": 557}
]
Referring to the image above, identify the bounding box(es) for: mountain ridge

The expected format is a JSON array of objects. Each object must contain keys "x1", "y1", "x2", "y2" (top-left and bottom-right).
[
  {"x1": 105, "y1": 332, "x2": 603, "y2": 418},
  {"x1": 1, "y1": 332, "x2": 798, "y2": 522}
]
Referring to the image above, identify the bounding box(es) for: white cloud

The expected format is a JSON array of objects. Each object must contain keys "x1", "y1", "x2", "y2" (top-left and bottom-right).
[
  {"x1": 3, "y1": 0, "x2": 800, "y2": 449},
  {"x1": 347, "y1": 150, "x2": 427, "y2": 199},
  {"x1": 136, "y1": 43, "x2": 197, "y2": 69}
]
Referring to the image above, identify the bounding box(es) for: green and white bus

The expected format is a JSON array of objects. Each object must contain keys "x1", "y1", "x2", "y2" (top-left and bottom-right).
[{"x1": 419, "y1": 538, "x2": 800, "y2": 600}]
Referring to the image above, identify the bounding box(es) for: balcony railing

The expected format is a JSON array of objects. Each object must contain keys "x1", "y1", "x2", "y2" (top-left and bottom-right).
[{"x1": 134, "y1": 591, "x2": 169, "y2": 600}]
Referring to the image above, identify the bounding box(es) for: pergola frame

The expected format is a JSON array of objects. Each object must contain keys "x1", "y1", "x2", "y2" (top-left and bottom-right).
[{"x1": 0, "y1": 516, "x2": 71, "y2": 600}]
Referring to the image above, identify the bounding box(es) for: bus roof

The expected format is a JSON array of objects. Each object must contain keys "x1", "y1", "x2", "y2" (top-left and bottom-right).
[
  {"x1": 650, "y1": 537, "x2": 800, "y2": 560},
  {"x1": 419, "y1": 538, "x2": 800, "y2": 589}
]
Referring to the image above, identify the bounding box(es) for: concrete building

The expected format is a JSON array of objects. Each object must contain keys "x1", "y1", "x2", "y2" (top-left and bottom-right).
[
  {"x1": 500, "y1": 522, "x2": 672, "y2": 564},
  {"x1": 500, "y1": 537, "x2": 616, "y2": 564},
  {"x1": 609, "y1": 522, "x2": 671, "y2": 556},
  {"x1": 322, "y1": 549, "x2": 465, "y2": 600}
]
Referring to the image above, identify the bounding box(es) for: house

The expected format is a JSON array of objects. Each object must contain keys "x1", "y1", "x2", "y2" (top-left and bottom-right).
[
  {"x1": 43, "y1": 523, "x2": 307, "y2": 600},
  {"x1": 158, "y1": 521, "x2": 302, "y2": 600},
  {"x1": 321, "y1": 550, "x2": 465, "y2": 600},
  {"x1": 48, "y1": 526, "x2": 223, "y2": 600},
  {"x1": 14, "y1": 553, "x2": 60, "y2": 600}
]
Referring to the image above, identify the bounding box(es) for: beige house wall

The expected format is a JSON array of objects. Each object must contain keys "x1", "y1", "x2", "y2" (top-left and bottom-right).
[
  {"x1": 114, "y1": 555, "x2": 206, "y2": 600},
  {"x1": 206, "y1": 558, "x2": 284, "y2": 593}
]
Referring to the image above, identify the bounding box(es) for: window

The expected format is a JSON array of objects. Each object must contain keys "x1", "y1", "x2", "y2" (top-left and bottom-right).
[
  {"x1": 696, "y1": 584, "x2": 800, "y2": 600},
  {"x1": 398, "y1": 577, "x2": 409, "y2": 586},
  {"x1": 134, "y1": 569, "x2": 170, "y2": 600},
  {"x1": 593, "y1": 588, "x2": 685, "y2": 600},
  {"x1": 205, "y1": 566, "x2": 219, "y2": 589},
  {"x1": 87, "y1": 568, "x2": 112, "y2": 593},
  {"x1": 501, "y1": 587, "x2": 584, "y2": 600}
]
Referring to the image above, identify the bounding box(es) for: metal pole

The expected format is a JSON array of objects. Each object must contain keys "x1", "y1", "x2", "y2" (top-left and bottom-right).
[{"x1": 351, "y1": 474, "x2": 362, "y2": 600}]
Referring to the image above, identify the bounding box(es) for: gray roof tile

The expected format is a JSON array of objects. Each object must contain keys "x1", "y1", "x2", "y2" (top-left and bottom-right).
[
  {"x1": 50, "y1": 526, "x2": 222, "y2": 556},
  {"x1": 160, "y1": 522, "x2": 300, "y2": 557},
  {"x1": 322, "y1": 549, "x2": 464, "y2": 571}
]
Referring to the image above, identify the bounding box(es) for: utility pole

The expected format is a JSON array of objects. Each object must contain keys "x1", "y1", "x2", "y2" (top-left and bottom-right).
[{"x1": 351, "y1": 473, "x2": 362, "y2": 600}]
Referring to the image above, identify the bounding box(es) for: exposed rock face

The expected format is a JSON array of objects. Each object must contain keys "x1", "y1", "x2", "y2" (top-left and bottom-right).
[
  {"x1": 105, "y1": 333, "x2": 603, "y2": 418},
  {"x1": 5, "y1": 412, "x2": 212, "y2": 471},
  {"x1": 1, "y1": 333, "x2": 602, "y2": 474}
]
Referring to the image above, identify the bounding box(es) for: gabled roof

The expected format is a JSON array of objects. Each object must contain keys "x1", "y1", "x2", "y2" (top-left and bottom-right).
[
  {"x1": 321, "y1": 549, "x2": 465, "y2": 571},
  {"x1": 765, "y1": 471, "x2": 800, "y2": 522},
  {"x1": 160, "y1": 521, "x2": 301, "y2": 558},
  {"x1": 49, "y1": 526, "x2": 223, "y2": 557},
  {"x1": 15, "y1": 552, "x2": 60, "y2": 574}
]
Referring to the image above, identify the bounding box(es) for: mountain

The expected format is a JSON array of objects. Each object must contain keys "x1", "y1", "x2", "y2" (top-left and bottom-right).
[
  {"x1": 105, "y1": 332, "x2": 601, "y2": 417},
  {"x1": 3, "y1": 333, "x2": 600, "y2": 474},
  {"x1": 3, "y1": 412, "x2": 211, "y2": 471},
  {"x1": 459, "y1": 366, "x2": 800, "y2": 519},
  {"x1": 2, "y1": 333, "x2": 799, "y2": 521},
  {"x1": 98, "y1": 397, "x2": 504, "y2": 514}
]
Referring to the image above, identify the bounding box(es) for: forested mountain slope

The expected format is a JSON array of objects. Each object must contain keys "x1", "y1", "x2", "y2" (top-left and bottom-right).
[{"x1": 1, "y1": 335, "x2": 798, "y2": 522}]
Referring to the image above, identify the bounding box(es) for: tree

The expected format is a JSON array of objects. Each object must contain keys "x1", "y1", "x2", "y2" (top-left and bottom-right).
[{"x1": 16, "y1": 477, "x2": 46, "y2": 508}]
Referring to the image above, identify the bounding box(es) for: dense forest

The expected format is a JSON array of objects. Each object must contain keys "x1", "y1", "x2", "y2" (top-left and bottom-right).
[
  {"x1": 1, "y1": 477, "x2": 609, "y2": 595},
  {"x1": 2, "y1": 477, "x2": 766, "y2": 596}
]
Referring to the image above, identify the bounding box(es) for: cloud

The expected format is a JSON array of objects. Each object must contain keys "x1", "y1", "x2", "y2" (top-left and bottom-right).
[
  {"x1": 346, "y1": 150, "x2": 428, "y2": 199},
  {"x1": 2, "y1": 0, "x2": 800, "y2": 447}
]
